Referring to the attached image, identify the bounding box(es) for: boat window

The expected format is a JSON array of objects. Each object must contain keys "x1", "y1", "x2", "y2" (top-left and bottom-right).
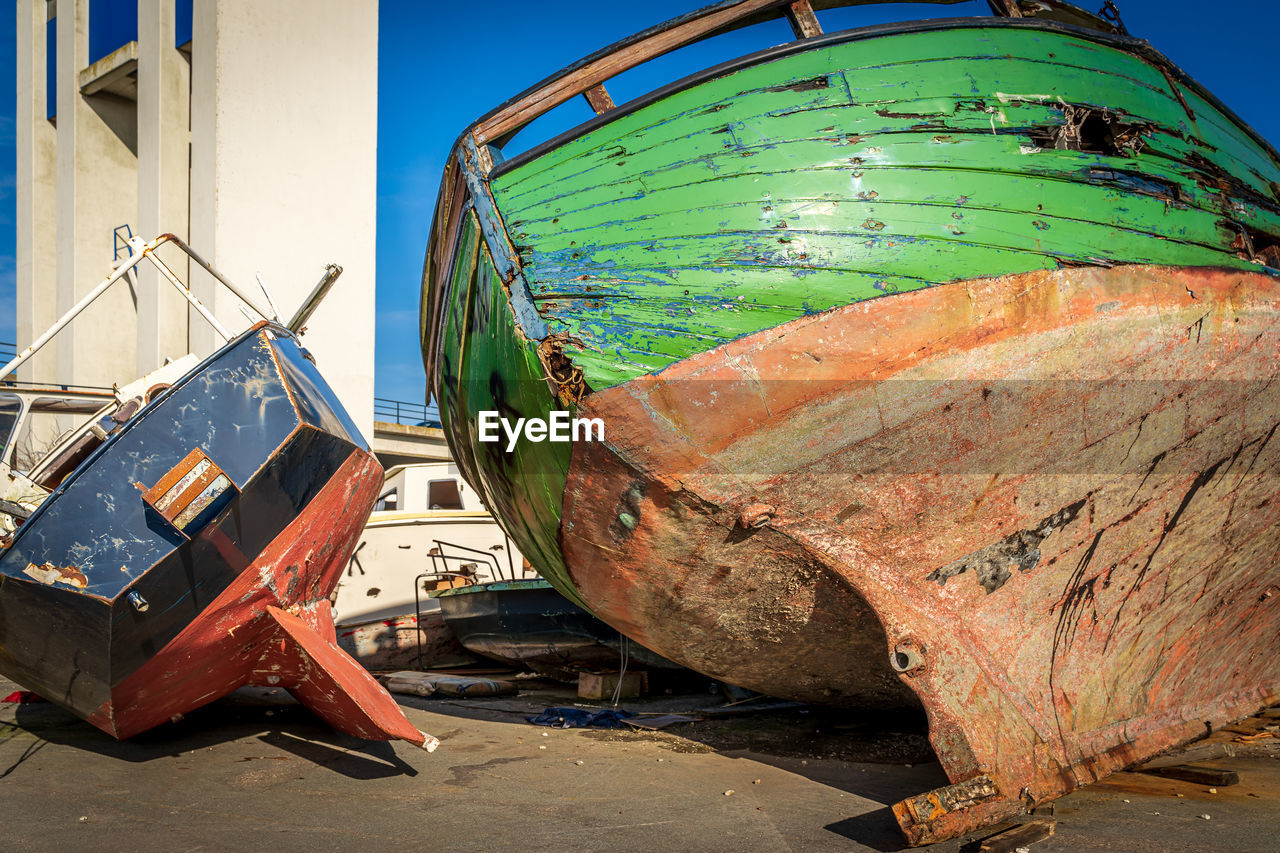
[
  {"x1": 10, "y1": 397, "x2": 112, "y2": 474},
  {"x1": 427, "y1": 479, "x2": 464, "y2": 510},
  {"x1": 373, "y1": 488, "x2": 399, "y2": 513},
  {"x1": 0, "y1": 395, "x2": 23, "y2": 463}
]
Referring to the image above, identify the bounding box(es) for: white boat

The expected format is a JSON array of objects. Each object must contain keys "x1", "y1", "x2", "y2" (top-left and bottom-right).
[
  {"x1": 332, "y1": 461, "x2": 533, "y2": 669},
  {"x1": 0, "y1": 359, "x2": 201, "y2": 537}
]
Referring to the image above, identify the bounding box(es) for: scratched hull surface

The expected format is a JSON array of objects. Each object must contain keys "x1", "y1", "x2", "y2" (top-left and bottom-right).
[
  {"x1": 0, "y1": 326, "x2": 431, "y2": 749},
  {"x1": 420, "y1": 7, "x2": 1280, "y2": 843},
  {"x1": 564, "y1": 264, "x2": 1280, "y2": 841}
]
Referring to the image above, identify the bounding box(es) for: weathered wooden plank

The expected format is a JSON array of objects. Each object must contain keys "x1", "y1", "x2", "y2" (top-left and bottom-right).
[
  {"x1": 508, "y1": 152, "x2": 1280, "y2": 245},
  {"x1": 786, "y1": 0, "x2": 823, "y2": 39},
  {"x1": 1137, "y1": 764, "x2": 1240, "y2": 786},
  {"x1": 474, "y1": 0, "x2": 786, "y2": 144},
  {"x1": 500, "y1": 123, "x2": 1273, "y2": 226},
  {"x1": 518, "y1": 205, "x2": 1239, "y2": 272},
  {"x1": 583, "y1": 83, "x2": 615, "y2": 115},
  {"x1": 458, "y1": 136, "x2": 548, "y2": 340},
  {"x1": 986, "y1": 0, "x2": 1023, "y2": 18},
  {"x1": 978, "y1": 821, "x2": 1056, "y2": 853},
  {"x1": 492, "y1": 29, "x2": 1188, "y2": 193},
  {"x1": 1174, "y1": 84, "x2": 1280, "y2": 190},
  {"x1": 508, "y1": 165, "x2": 1251, "y2": 254}
]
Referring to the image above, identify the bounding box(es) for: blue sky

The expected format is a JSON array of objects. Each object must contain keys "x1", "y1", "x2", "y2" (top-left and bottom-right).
[{"x1": 2, "y1": 1, "x2": 1278, "y2": 404}]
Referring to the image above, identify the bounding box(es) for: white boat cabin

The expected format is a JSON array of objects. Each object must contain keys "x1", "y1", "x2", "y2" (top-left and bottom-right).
[{"x1": 372, "y1": 461, "x2": 489, "y2": 514}]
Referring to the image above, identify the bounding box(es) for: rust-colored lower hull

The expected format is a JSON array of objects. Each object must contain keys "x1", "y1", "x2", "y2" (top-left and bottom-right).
[
  {"x1": 560, "y1": 266, "x2": 1280, "y2": 843},
  {"x1": 87, "y1": 451, "x2": 437, "y2": 751}
]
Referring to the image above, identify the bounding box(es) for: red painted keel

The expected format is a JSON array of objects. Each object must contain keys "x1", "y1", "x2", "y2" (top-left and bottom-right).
[{"x1": 257, "y1": 605, "x2": 437, "y2": 750}]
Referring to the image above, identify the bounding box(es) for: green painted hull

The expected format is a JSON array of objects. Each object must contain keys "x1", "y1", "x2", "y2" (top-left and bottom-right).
[
  {"x1": 492, "y1": 25, "x2": 1279, "y2": 387},
  {"x1": 422, "y1": 19, "x2": 1280, "y2": 612}
]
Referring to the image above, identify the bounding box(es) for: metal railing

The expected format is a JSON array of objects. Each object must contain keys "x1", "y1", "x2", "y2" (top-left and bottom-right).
[
  {"x1": 374, "y1": 396, "x2": 441, "y2": 427},
  {"x1": 413, "y1": 534, "x2": 519, "y2": 668},
  {"x1": 0, "y1": 342, "x2": 115, "y2": 393},
  {"x1": 0, "y1": 379, "x2": 115, "y2": 393},
  {"x1": 0, "y1": 234, "x2": 278, "y2": 383}
]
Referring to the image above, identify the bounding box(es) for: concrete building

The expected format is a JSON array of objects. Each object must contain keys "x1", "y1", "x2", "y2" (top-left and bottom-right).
[
  {"x1": 371, "y1": 420, "x2": 449, "y2": 469},
  {"x1": 15, "y1": 0, "x2": 378, "y2": 437}
]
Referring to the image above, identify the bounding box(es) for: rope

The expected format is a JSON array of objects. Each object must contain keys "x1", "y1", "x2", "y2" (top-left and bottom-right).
[{"x1": 609, "y1": 634, "x2": 630, "y2": 707}]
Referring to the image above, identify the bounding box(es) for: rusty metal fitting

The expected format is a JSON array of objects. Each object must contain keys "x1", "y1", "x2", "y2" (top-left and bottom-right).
[
  {"x1": 738, "y1": 503, "x2": 775, "y2": 528},
  {"x1": 890, "y1": 641, "x2": 924, "y2": 674},
  {"x1": 126, "y1": 591, "x2": 149, "y2": 613}
]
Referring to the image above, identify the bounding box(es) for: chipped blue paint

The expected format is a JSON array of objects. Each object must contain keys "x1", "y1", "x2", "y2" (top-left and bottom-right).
[{"x1": 459, "y1": 135, "x2": 548, "y2": 341}]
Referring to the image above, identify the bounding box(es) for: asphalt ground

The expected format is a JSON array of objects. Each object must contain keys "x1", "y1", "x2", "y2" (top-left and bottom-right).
[{"x1": 2, "y1": 674, "x2": 1277, "y2": 852}]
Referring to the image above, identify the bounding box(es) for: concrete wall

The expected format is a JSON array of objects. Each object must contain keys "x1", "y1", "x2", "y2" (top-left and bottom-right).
[
  {"x1": 136, "y1": 0, "x2": 191, "y2": 375},
  {"x1": 16, "y1": 0, "x2": 377, "y2": 439},
  {"x1": 56, "y1": 0, "x2": 140, "y2": 387},
  {"x1": 190, "y1": 0, "x2": 377, "y2": 438},
  {"x1": 15, "y1": 0, "x2": 58, "y2": 385}
]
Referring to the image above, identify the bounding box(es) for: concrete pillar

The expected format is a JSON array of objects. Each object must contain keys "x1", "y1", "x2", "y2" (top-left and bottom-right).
[
  {"x1": 136, "y1": 0, "x2": 191, "y2": 373},
  {"x1": 188, "y1": 0, "x2": 217, "y2": 355},
  {"x1": 189, "y1": 0, "x2": 377, "y2": 438},
  {"x1": 55, "y1": 0, "x2": 140, "y2": 388},
  {"x1": 15, "y1": 0, "x2": 59, "y2": 384}
]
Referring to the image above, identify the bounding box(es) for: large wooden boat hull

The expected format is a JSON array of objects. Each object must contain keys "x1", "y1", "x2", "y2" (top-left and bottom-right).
[
  {"x1": 563, "y1": 263, "x2": 1280, "y2": 841},
  {"x1": 421, "y1": 5, "x2": 1280, "y2": 842},
  {"x1": 0, "y1": 326, "x2": 434, "y2": 750}
]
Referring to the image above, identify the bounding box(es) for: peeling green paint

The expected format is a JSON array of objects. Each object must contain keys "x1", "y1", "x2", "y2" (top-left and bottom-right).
[
  {"x1": 486, "y1": 27, "x2": 1280, "y2": 390},
  {"x1": 425, "y1": 21, "x2": 1280, "y2": 609},
  {"x1": 434, "y1": 211, "x2": 586, "y2": 608}
]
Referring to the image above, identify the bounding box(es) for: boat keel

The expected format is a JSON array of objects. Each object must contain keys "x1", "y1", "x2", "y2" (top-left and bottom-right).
[{"x1": 256, "y1": 605, "x2": 438, "y2": 750}]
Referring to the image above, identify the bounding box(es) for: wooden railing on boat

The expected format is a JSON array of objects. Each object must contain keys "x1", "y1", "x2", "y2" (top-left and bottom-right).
[
  {"x1": 420, "y1": 0, "x2": 1121, "y2": 379},
  {"x1": 471, "y1": 0, "x2": 1118, "y2": 146}
]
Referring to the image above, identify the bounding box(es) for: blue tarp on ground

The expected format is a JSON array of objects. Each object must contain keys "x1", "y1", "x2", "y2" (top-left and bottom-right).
[{"x1": 527, "y1": 706, "x2": 634, "y2": 729}]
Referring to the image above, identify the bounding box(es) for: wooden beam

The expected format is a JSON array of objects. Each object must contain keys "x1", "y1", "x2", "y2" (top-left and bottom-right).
[
  {"x1": 978, "y1": 820, "x2": 1055, "y2": 853},
  {"x1": 474, "y1": 0, "x2": 784, "y2": 143},
  {"x1": 583, "y1": 83, "x2": 616, "y2": 115},
  {"x1": 988, "y1": 0, "x2": 1024, "y2": 17},
  {"x1": 1138, "y1": 764, "x2": 1241, "y2": 787},
  {"x1": 474, "y1": 0, "x2": 983, "y2": 145},
  {"x1": 786, "y1": 0, "x2": 823, "y2": 38}
]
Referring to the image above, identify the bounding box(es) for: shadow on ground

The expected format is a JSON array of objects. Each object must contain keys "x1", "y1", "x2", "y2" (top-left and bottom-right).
[
  {"x1": 392, "y1": 676, "x2": 946, "y2": 851},
  {"x1": 2, "y1": 688, "x2": 416, "y2": 780}
]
